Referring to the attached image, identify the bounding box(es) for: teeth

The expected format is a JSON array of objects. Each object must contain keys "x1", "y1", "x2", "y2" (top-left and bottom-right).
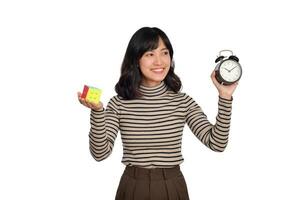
[{"x1": 152, "y1": 68, "x2": 163, "y2": 72}]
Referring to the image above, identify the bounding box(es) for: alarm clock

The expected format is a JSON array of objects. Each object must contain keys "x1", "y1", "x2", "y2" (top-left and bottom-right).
[{"x1": 214, "y1": 50, "x2": 242, "y2": 85}]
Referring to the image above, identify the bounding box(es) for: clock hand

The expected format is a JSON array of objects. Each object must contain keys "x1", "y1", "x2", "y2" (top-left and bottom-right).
[
  {"x1": 228, "y1": 66, "x2": 237, "y2": 72},
  {"x1": 224, "y1": 68, "x2": 230, "y2": 72}
]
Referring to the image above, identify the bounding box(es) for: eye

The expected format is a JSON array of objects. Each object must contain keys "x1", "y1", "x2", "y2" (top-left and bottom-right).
[
  {"x1": 145, "y1": 52, "x2": 154, "y2": 57},
  {"x1": 163, "y1": 50, "x2": 169, "y2": 55}
]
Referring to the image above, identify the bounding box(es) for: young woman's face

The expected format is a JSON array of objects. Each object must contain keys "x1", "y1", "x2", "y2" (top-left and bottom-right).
[{"x1": 139, "y1": 38, "x2": 171, "y2": 87}]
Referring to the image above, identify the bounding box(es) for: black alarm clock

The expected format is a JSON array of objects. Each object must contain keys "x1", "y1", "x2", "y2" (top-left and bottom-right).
[{"x1": 215, "y1": 50, "x2": 242, "y2": 85}]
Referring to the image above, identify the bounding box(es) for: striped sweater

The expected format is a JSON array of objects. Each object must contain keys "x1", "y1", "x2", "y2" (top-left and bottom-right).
[{"x1": 89, "y1": 81, "x2": 232, "y2": 169}]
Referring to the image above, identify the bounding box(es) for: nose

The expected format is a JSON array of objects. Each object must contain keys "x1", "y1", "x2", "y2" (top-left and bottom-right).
[{"x1": 154, "y1": 54, "x2": 162, "y2": 65}]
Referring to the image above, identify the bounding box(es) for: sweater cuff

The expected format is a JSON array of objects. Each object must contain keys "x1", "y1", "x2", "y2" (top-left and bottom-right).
[
  {"x1": 219, "y1": 96, "x2": 233, "y2": 103},
  {"x1": 91, "y1": 107, "x2": 105, "y2": 114}
]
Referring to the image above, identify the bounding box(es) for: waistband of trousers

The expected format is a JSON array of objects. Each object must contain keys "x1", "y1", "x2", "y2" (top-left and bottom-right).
[{"x1": 123, "y1": 165, "x2": 181, "y2": 180}]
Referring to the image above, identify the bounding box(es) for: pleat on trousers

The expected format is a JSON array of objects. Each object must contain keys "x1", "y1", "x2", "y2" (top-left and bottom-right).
[{"x1": 115, "y1": 165, "x2": 189, "y2": 200}]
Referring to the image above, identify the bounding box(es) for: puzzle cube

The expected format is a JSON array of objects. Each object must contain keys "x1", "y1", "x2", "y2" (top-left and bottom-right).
[{"x1": 81, "y1": 85, "x2": 102, "y2": 104}]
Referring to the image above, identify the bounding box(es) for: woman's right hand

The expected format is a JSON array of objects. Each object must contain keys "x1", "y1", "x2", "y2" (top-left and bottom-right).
[{"x1": 77, "y1": 92, "x2": 103, "y2": 111}]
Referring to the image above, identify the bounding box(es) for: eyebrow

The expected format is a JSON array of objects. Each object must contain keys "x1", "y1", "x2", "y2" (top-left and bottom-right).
[
  {"x1": 146, "y1": 47, "x2": 168, "y2": 52},
  {"x1": 160, "y1": 48, "x2": 169, "y2": 51}
]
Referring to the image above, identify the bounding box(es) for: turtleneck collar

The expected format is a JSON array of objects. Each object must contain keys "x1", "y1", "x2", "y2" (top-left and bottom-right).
[{"x1": 138, "y1": 81, "x2": 169, "y2": 97}]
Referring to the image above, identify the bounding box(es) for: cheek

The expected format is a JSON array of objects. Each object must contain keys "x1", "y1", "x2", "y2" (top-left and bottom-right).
[
  {"x1": 139, "y1": 60, "x2": 150, "y2": 76},
  {"x1": 164, "y1": 57, "x2": 171, "y2": 66},
  {"x1": 139, "y1": 58, "x2": 152, "y2": 69}
]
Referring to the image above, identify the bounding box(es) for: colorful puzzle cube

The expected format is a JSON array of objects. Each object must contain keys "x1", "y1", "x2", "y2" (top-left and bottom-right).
[{"x1": 81, "y1": 85, "x2": 102, "y2": 104}]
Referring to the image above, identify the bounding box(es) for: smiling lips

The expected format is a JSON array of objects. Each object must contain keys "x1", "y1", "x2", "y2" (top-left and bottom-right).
[{"x1": 151, "y1": 68, "x2": 164, "y2": 73}]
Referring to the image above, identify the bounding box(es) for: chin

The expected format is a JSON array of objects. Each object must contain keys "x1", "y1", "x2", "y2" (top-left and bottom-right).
[
  {"x1": 143, "y1": 71, "x2": 168, "y2": 84},
  {"x1": 151, "y1": 76, "x2": 166, "y2": 82}
]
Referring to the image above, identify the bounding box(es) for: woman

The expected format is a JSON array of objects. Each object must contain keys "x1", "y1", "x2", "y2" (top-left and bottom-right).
[{"x1": 78, "y1": 27, "x2": 238, "y2": 200}]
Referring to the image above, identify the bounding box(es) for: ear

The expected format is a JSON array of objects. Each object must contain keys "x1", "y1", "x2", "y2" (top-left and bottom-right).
[
  {"x1": 229, "y1": 55, "x2": 239, "y2": 62},
  {"x1": 215, "y1": 56, "x2": 225, "y2": 63}
]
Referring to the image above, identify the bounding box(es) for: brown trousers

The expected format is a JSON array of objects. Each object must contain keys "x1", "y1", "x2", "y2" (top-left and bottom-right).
[{"x1": 115, "y1": 165, "x2": 189, "y2": 200}]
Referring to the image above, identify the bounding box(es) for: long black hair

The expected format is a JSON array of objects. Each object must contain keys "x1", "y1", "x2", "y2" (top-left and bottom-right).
[{"x1": 115, "y1": 27, "x2": 182, "y2": 100}]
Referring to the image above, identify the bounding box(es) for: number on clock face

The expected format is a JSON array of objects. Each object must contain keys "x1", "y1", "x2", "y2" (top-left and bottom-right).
[{"x1": 219, "y1": 60, "x2": 241, "y2": 82}]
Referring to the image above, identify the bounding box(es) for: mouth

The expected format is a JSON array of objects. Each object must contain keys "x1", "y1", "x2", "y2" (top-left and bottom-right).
[{"x1": 151, "y1": 68, "x2": 165, "y2": 74}]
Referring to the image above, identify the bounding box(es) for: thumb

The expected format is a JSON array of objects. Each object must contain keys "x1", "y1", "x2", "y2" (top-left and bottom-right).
[{"x1": 211, "y1": 71, "x2": 221, "y2": 87}]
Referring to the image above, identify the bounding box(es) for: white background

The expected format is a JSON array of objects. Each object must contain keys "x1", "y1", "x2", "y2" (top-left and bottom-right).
[{"x1": 1, "y1": 0, "x2": 299, "y2": 199}]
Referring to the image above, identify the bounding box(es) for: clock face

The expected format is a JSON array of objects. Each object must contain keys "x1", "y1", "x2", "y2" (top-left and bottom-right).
[{"x1": 219, "y1": 60, "x2": 242, "y2": 82}]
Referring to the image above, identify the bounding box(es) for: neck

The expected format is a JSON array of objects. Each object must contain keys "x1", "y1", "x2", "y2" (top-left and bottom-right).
[
  {"x1": 141, "y1": 80, "x2": 162, "y2": 88},
  {"x1": 138, "y1": 81, "x2": 168, "y2": 97}
]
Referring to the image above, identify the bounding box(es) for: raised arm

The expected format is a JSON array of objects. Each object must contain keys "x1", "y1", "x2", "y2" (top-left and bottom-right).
[
  {"x1": 184, "y1": 70, "x2": 238, "y2": 152},
  {"x1": 185, "y1": 95, "x2": 232, "y2": 152},
  {"x1": 89, "y1": 97, "x2": 120, "y2": 161}
]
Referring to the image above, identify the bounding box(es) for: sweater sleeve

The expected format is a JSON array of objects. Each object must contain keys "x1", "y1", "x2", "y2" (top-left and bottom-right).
[
  {"x1": 89, "y1": 96, "x2": 120, "y2": 161},
  {"x1": 185, "y1": 95, "x2": 232, "y2": 152}
]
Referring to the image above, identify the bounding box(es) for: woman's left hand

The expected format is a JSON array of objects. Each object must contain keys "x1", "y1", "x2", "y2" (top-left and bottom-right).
[{"x1": 211, "y1": 70, "x2": 238, "y2": 100}]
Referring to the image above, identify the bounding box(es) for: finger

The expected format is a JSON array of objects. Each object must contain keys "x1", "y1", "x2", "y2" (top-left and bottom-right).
[
  {"x1": 230, "y1": 82, "x2": 238, "y2": 90},
  {"x1": 78, "y1": 93, "x2": 84, "y2": 104},
  {"x1": 85, "y1": 100, "x2": 94, "y2": 108},
  {"x1": 211, "y1": 70, "x2": 216, "y2": 78},
  {"x1": 91, "y1": 103, "x2": 101, "y2": 110},
  {"x1": 78, "y1": 97, "x2": 84, "y2": 104},
  {"x1": 78, "y1": 96, "x2": 86, "y2": 104},
  {"x1": 211, "y1": 70, "x2": 218, "y2": 82},
  {"x1": 90, "y1": 101, "x2": 98, "y2": 108},
  {"x1": 88, "y1": 99, "x2": 102, "y2": 108},
  {"x1": 211, "y1": 73, "x2": 220, "y2": 87},
  {"x1": 80, "y1": 99, "x2": 88, "y2": 107},
  {"x1": 80, "y1": 98, "x2": 91, "y2": 108},
  {"x1": 233, "y1": 82, "x2": 239, "y2": 90}
]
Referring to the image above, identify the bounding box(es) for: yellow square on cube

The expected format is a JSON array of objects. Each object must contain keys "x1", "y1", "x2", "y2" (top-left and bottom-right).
[{"x1": 86, "y1": 87, "x2": 102, "y2": 104}]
